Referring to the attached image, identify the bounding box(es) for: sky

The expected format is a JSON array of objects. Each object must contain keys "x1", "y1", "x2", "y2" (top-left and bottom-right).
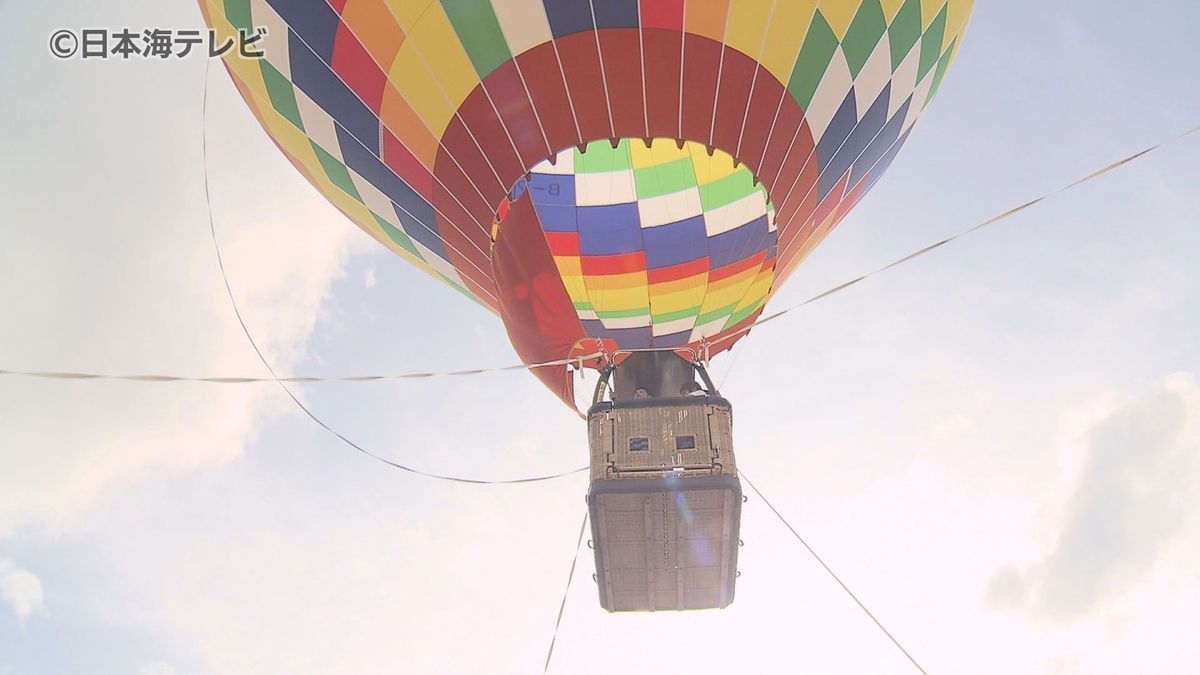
[{"x1": 1, "y1": 1, "x2": 1199, "y2": 673}]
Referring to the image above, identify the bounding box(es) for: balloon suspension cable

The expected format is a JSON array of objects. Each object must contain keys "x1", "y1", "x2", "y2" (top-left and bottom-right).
[{"x1": 198, "y1": 60, "x2": 587, "y2": 486}]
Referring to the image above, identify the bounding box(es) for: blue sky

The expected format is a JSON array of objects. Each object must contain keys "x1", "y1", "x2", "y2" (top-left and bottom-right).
[{"x1": 2, "y1": 1, "x2": 1199, "y2": 673}]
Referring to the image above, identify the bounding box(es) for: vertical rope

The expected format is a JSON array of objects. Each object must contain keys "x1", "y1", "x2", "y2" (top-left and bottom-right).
[{"x1": 543, "y1": 511, "x2": 590, "y2": 673}]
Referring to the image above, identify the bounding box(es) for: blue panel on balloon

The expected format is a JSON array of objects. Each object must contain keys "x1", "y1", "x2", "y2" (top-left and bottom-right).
[
  {"x1": 850, "y1": 96, "x2": 909, "y2": 188},
  {"x1": 592, "y1": 0, "x2": 640, "y2": 29},
  {"x1": 642, "y1": 216, "x2": 708, "y2": 268},
  {"x1": 338, "y1": 125, "x2": 429, "y2": 230},
  {"x1": 292, "y1": 38, "x2": 379, "y2": 156},
  {"x1": 270, "y1": 0, "x2": 339, "y2": 62},
  {"x1": 528, "y1": 173, "x2": 577, "y2": 206},
  {"x1": 543, "y1": 0, "x2": 595, "y2": 38},
  {"x1": 820, "y1": 83, "x2": 891, "y2": 198},
  {"x1": 707, "y1": 216, "x2": 770, "y2": 268},
  {"x1": 577, "y1": 203, "x2": 643, "y2": 255},
  {"x1": 532, "y1": 203, "x2": 580, "y2": 233}
]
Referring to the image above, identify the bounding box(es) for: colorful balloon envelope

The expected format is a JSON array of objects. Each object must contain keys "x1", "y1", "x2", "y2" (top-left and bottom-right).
[{"x1": 201, "y1": 0, "x2": 973, "y2": 408}]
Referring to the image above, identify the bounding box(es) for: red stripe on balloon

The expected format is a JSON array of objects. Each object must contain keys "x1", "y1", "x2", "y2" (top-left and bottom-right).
[
  {"x1": 330, "y1": 22, "x2": 386, "y2": 114},
  {"x1": 580, "y1": 251, "x2": 647, "y2": 276},
  {"x1": 772, "y1": 191, "x2": 819, "y2": 268},
  {"x1": 736, "y1": 64, "x2": 786, "y2": 179},
  {"x1": 646, "y1": 256, "x2": 709, "y2": 284},
  {"x1": 771, "y1": 121, "x2": 818, "y2": 226},
  {"x1": 641, "y1": 28, "x2": 682, "y2": 139},
  {"x1": 483, "y1": 60, "x2": 553, "y2": 167},
  {"x1": 775, "y1": 172, "x2": 858, "y2": 291},
  {"x1": 710, "y1": 48, "x2": 757, "y2": 156},
  {"x1": 430, "y1": 141, "x2": 493, "y2": 241},
  {"x1": 680, "y1": 34, "x2": 722, "y2": 145},
  {"x1": 491, "y1": 194, "x2": 584, "y2": 407},
  {"x1": 757, "y1": 100, "x2": 806, "y2": 194},
  {"x1": 427, "y1": 162, "x2": 491, "y2": 252},
  {"x1": 429, "y1": 182, "x2": 495, "y2": 302},
  {"x1": 555, "y1": 32, "x2": 612, "y2": 141},
  {"x1": 438, "y1": 115, "x2": 506, "y2": 221},
  {"x1": 639, "y1": 0, "x2": 683, "y2": 30},
  {"x1": 381, "y1": 129, "x2": 433, "y2": 202},
  {"x1": 811, "y1": 172, "x2": 849, "y2": 229},
  {"x1": 454, "y1": 86, "x2": 526, "y2": 194},
  {"x1": 832, "y1": 174, "x2": 868, "y2": 223},
  {"x1": 544, "y1": 231, "x2": 581, "y2": 256},
  {"x1": 708, "y1": 249, "x2": 766, "y2": 282},
  {"x1": 514, "y1": 42, "x2": 580, "y2": 154},
  {"x1": 598, "y1": 29, "x2": 646, "y2": 138}
]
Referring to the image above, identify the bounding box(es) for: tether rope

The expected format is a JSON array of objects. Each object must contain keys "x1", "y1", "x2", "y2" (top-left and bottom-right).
[
  {"x1": 720, "y1": 123, "x2": 1200, "y2": 343},
  {"x1": 742, "y1": 470, "x2": 927, "y2": 674},
  {"x1": 6, "y1": 124, "x2": 1194, "y2": 385},
  {"x1": 542, "y1": 511, "x2": 589, "y2": 674}
]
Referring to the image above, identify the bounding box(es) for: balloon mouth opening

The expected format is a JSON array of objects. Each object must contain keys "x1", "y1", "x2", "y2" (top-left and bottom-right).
[
  {"x1": 492, "y1": 136, "x2": 774, "y2": 231},
  {"x1": 490, "y1": 135, "x2": 780, "y2": 362}
]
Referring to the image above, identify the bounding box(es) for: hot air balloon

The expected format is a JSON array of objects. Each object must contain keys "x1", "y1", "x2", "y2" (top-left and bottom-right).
[{"x1": 201, "y1": 0, "x2": 973, "y2": 611}]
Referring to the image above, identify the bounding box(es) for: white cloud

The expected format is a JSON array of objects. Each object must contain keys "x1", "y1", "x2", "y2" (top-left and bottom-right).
[
  {"x1": 0, "y1": 38, "x2": 363, "y2": 534},
  {"x1": 85, "y1": 461, "x2": 588, "y2": 675},
  {"x1": 984, "y1": 564, "x2": 1029, "y2": 610},
  {"x1": 987, "y1": 373, "x2": 1200, "y2": 619},
  {"x1": 0, "y1": 559, "x2": 45, "y2": 628}
]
